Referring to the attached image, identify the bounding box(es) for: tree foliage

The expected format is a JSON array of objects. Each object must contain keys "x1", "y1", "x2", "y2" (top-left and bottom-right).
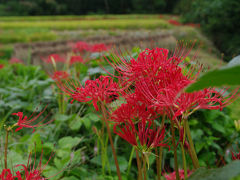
[{"x1": 0, "y1": 0, "x2": 177, "y2": 15}]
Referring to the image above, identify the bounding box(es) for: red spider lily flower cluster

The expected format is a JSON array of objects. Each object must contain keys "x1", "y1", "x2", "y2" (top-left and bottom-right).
[
  {"x1": 0, "y1": 150, "x2": 54, "y2": 180},
  {"x1": 107, "y1": 46, "x2": 240, "y2": 149},
  {"x1": 12, "y1": 105, "x2": 52, "y2": 133},
  {"x1": 114, "y1": 119, "x2": 167, "y2": 150},
  {"x1": 90, "y1": 43, "x2": 110, "y2": 53},
  {"x1": 0, "y1": 64, "x2": 4, "y2": 69},
  {"x1": 168, "y1": 19, "x2": 182, "y2": 26},
  {"x1": 70, "y1": 56, "x2": 84, "y2": 65},
  {"x1": 111, "y1": 101, "x2": 167, "y2": 151},
  {"x1": 164, "y1": 169, "x2": 193, "y2": 180},
  {"x1": 56, "y1": 75, "x2": 120, "y2": 111},
  {"x1": 9, "y1": 58, "x2": 24, "y2": 64},
  {"x1": 110, "y1": 47, "x2": 240, "y2": 120},
  {"x1": 72, "y1": 41, "x2": 110, "y2": 53},
  {"x1": 231, "y1": 151, "x2": 240, "y2": 160},
  {"x1": 44, "y1": 54, "x2": 65, "y2": 64},
  {"x1": 72, "y1": 41, "x2": 91, "y2": 53},
  {"x1": 51, "y1": 71, "x2": 69, "y2": 81}
]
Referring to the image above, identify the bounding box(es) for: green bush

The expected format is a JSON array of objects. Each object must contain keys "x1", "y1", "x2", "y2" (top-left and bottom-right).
[{"x1": 180, "y1": 0, "x2": 240, "y2": 61}]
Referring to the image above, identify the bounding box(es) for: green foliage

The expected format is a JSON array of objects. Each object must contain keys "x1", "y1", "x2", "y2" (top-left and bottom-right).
[
  {"x1": 186, "y1": 66, "x2": 240, "y2": 92},
  {"x1": 0, "y1": 0, "x2": 175, "y2": 16},
  {"x1": 186, "y1": 56, "x2": 240, "y2": 92},
  {"x1": 189, "y1": 160, "x2": 240, "y2": 180},
  {"x1": 181, "y1": 0, "x2": 240, "y2": 61},
  {"x1": 189, "y1": 108, "x2": 236, "y2": 167}
]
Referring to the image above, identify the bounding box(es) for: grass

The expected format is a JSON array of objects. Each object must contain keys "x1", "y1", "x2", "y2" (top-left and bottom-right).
[
  {"x1": 0, "y1": 18, "x2": 171, "y2": 30},
  {"x1": 0, "y1": 14, "x2": 162, "y2": 21}
]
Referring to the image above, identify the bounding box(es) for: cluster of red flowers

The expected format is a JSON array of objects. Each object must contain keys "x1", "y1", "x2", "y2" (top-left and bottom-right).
[
  {"x1": 164, "y1": 169, "x2": 193, "y2": 180},
  {"x1": 56, "y1": 45, "x2": 240, "y2": 153},
  {"x1": 106, "y1": 46, "x2": 240, "y2": 150},
  {"x1": 168, "y1": 19, "x2": 182, "y2": 26},
  {"x1": 44, "y1": 42, "x2": 110, "y2": 69},
  {"x1": 0, "y1": 151, "x2": 54, "y2": 180},
  {"x1": 44, "y1": 54, "x2": 65, "y2": 64},
  {"x1": 72, "y1": 41, "x2": 110, "y2": 53},
  {"x1": 168, "y1": 19, "x2": 200, "y2": 28},
  {"x1": 56, "y1": 75, "x2": 120, "y2": 111},
  {"x1": 232, "y1": 150, "x2": 240, "y2": 160},
  {"x1": 51, "y1": 71, "x2": 69, "y2": 81},
  {"x1": 1, "y1": 165, "x2": 45, "y2": 180},
  {"x1": 0, "y1": 64, "x2": 4, "y2": 69},
  {"x1": 0, "y1": 106, "x2": 54, "y2": 179},
  {"x1": 9, "y1": 58, "x2": 24, "y2": 64}
]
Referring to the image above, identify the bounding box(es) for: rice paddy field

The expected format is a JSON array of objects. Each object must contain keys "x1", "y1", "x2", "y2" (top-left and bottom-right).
[{"x1": 1, "y1": 15, "x2": 240, "y2": 180}]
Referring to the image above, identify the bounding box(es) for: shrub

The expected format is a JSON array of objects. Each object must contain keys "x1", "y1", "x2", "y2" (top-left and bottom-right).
[{"x1": 180, "y1": 0, "x2": 240, "y2": 61}]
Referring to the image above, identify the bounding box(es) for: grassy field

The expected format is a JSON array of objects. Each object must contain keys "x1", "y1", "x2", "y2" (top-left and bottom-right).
[
  {"x1": 0, "y1": 18, "x2": 171, "y2": 30},
  {"x1": 0, "y1": 15, "x2": 174, "y2": 44}
]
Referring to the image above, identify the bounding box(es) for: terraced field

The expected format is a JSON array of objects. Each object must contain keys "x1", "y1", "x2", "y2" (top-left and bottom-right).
[{"x1": 0, "y1": 15, "x2": 221, "y2": 67}]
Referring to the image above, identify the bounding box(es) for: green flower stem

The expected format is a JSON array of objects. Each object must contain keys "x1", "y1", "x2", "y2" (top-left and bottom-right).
[
  {"x1": 158, "y1": 147, "x2": 163, "y2": 178},
  {"x1": 158, "y1": 114, "x2": 166, "y2": 178},
  {"x1": 184, "y1": 119, "x2": 200, "y2": 169},
  {"x1": 127, "y1": 146, "x2": 135, "y2": 177},
  {"x1": 4, "y1": 128, "x2": 9, "y2": 169},
  {"x1": 170, "y1": 121, "x2": 180, "y2": 180},
  {"x1": 180, "y1": 143, "x2": 188, "y2": 180},
  {"x1": 101, "y1": 103, "x2": 122, "y2": 180},
  {"x1": 155, "y1": 147, "x2": 160, "y2": 180},
  {"x1": 153, "y1": 122, "x2": 160, "y2": 180},
  {"x1": 135, "y1": 149, "x2": 143, "y2": 180},
  {"x1": 142, "y1": 153, "x2": 147, "y2": 180}
]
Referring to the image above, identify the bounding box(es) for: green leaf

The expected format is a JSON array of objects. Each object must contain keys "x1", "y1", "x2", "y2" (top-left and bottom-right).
[
  {"x1": 54, "y1": 114, "x2": 72, "y2": 122},
  {"x1": 43, "y1": 166, "x2": 63, "y2": 180},
  {"x1": 85, "y1": 113, "x2": 100, "y2": 122},
  {"x1": 69, "y1": 116, "x2": 82, "y2": 131},
  {"x1": 185, "y1": 63, "x2": 240, "y2": 92},
  {"x1": 80, "y1": 113, "x2": 100, "y2": 129},
  {"x1": 58, "y1": 136, "x2": 82, "y2": 150},
  {"x1": 189, "y1": 160, "x2": 240, "y2": 180}
]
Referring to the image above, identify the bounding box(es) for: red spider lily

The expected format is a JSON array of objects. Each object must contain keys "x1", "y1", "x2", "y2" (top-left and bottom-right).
[
  {"x1": 231, "y1": 151, "x2": 240, "y2": 160},
  {"x1": 126, "y1": 47, "x2": 240, "y2": 119},
  {"x1": 51, "y1": 71, "x2": 69, "y2": 81},
  {"x1": 44, "y1": 54, "x2": 65, "y2": 64},
  {"x1": 90, "y1": 43, "x2": 110, "y2": 53},
  {"x1": 69, "y1": 56, "x2": 84, "y2": 65},
  {"x1": 0, "y1": 64, "x2": 4, "y2": 69},
  {"x1": 114, "y1": 119, "x2": 168, "y2": 151},
  {"x1": 72, "y1": 41, "x2": 90, "y2": 53},
  {"x1": 111, "y1": 101, "x2": 156, "y2": 124},
  {"x1": 0, "y1": 169, "x2": 14, "y2": 180},
  {"x1": 12, "y1": 105, "x2": 52, "y2": 133},
  {"x1": 56, "y1": 75, "x2": 120, "y2": 111},
  {"x1": 0, "y1": 150, "x2": 55, "y2": 180},
  {"x1": 9, "y1": 58, "x2": 23, "y2": 64},
  {"x1": 168, "y1": 19, "x2": 182, "y2": 26},
  {"x1": 164, "y1": 169, "x2": 193, "y2": 180},
  {"x1": 14, "y1": 150, "x2": 54, "y2": 180}
]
